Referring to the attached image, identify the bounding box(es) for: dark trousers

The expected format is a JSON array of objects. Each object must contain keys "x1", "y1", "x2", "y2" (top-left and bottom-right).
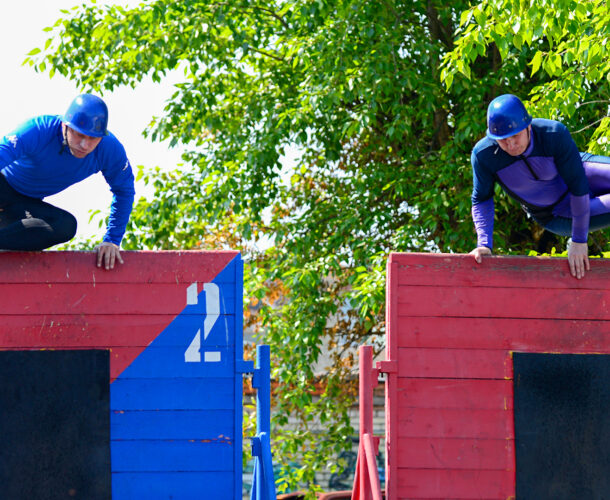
[
  {"x1": 543, "y1": 212, "x2": 610, "y2": 237},
  {"x1": 541, "y1": 154, "x2": 610, "y2": 238},
  {"x1": 0, "y1": 173, "x2": 77, "y2": 250}
]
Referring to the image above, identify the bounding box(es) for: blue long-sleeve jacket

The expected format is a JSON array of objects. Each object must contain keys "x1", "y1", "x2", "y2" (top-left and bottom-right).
[
  {"x1": 0, "y1": 115, "x2": 135, "y2": 245},
  {"x1": 471, "y1": 118, "x2": 590, "y2": 249}
]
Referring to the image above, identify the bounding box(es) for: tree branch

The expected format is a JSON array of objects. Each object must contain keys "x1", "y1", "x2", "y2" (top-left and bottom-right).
[
  {"x1": 572, "y1": 117, "x2": 606, "y2": 135},
  {"x1": 249, "y1": 45, "x2": 285, "y2": 62},
  {"x1": 577, "y1": 99, "x2": 610, "y2": 108},
  {"x1": 252, "y1": 6, "x2": 290, "y2": 31}
]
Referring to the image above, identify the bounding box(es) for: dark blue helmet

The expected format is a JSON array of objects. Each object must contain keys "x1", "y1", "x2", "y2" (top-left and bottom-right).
[
  {"x1": 486, "y1": 94, "x2": 532, "y2": 140},
  {"x1": 63, "y1": 94, "x2": 108, "y2": 138}
]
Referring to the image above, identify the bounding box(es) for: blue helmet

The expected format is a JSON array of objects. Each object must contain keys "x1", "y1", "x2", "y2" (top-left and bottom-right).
[
  {"x1": 486, "y1": 94, "x2": 532, "y2": 140},
  {"x1": 63, "y1": 94, "x2": 108, "y2": 138}
]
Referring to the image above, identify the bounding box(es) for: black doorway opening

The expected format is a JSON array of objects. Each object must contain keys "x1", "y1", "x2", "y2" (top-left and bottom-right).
[
  {"x1": 0, "y1": 350, "x2": 111, "y2": 500},
  {"x1": 514, "y1": 352, "x2": 610, "y2": 500}
]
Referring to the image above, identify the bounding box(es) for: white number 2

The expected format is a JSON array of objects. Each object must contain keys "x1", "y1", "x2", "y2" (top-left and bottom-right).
[{"x1": 184, "y1": 283, "x2": 221, "y2": 363}]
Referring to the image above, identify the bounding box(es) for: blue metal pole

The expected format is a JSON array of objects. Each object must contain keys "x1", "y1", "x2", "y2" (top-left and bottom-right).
[
  {"x1": 251, "y1": 345, "x2": 275, "y2": 500},
  {"x1": 256, "y1": 344, "x2": 271, "y2": 436},
  {"x1": 260, "y1": 432, "x2": 276, "y2": 498}
]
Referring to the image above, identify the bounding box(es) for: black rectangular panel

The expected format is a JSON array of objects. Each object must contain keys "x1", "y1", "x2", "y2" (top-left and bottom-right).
[
  {"x1": 0, "y1": 350, "x2": 110, "y2": 500},
  {"x1": 514, "y1": 352, "x2": 610, "y2": 500}
]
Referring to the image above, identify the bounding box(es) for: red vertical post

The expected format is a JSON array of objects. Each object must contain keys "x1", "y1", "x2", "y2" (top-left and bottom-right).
[
  {"x1": 359, "y1": 345, "x2": 374, "y2": 500},
  {"x1": 360, "y1": 346, "x2": 374, "y2": 442},
  {"x1": 363, "y1": 434, "x2": 382, "y2": 500},
  {"x1": 353, "y1": 345, "x2": 384, "y2": 500}
]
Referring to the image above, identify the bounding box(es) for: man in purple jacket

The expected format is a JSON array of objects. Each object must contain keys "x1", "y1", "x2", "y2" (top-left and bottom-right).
[
  {"x1": 0, "y1": 94, "x2": 135, "y2": 269},
  {"x1": 470, "y1": 94, "x2": 610, "y2": 279}
]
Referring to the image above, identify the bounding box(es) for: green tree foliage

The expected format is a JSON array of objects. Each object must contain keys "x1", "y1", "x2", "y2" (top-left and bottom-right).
[{"x1": 29, "y1": 0, "x2": 610, "y2": 493}]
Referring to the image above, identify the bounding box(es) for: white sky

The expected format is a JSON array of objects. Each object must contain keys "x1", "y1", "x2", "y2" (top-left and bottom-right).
[{"x1": 0, "y1": 0, "x2": 184, "y2": 242}]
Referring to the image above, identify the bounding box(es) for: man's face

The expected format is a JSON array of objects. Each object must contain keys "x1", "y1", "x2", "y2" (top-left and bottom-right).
[
  {"x1": 496, "y1": 126, "x2": 530, "y2": 156},
  {"x1": 64, "y1": 125, "x2": 102, "y2": 158}
]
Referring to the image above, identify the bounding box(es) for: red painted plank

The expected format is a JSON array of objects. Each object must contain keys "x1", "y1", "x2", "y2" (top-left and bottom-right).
[
  {"x1": 396, "y1": 317, "x2": 610, "y2": 353},
  {"x1": 396, "y1": 468, "x2": 514, "y2": 499},
  {"x1": 0, "y1": 315, "x2": 186, "y2": 347},
  {"x1": 398, "y1": 408, "x2": 513, "y2": 439},
  {"x1": 397, "y1": 378, "x2": 513, "y2": 410},
  {"x1": 0, "y1": 250, "x2": 237, "y2": 284},
  {"x1": 397, "y1": 348, "x2": 512, "y2": 379},
  {"x1": 386, "y1": 259, "x2": 400, "y2": 500},
  {"x1": 0, "y1": 283, "x2": 235, "y2": 315},
  {"x1": 391, "y1": 252, "x2": 610, "y2": 289},
  {"x1": 397, "y1": 437, "x2": 514, "y2": 470},
  {"x1": 396, "y1": 285, "x2": 610, "y2": 320}
]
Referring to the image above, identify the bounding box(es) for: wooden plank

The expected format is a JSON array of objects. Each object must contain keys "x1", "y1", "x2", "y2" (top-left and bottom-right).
[
  {"x1": 396, "y1": 468, "x2": 514, "y2": 499},
  {"x1": 397, "y1": 348, "x2": 512, "y2": 379},
  {"x1": 0, "y1": 250, "x2": 238, "y2": 284},
  {"x1": 0, "y1": 315, "x2": 236, "y2": 348},
  {"x1": 0, "y1": 283, "x2": 236, "y2": 315},
  {"x1": 112, "y1": 472, "x2": 234, "y2": 500},
  {"x1": 0, "y1": 345, "x2": 235, "y2": 383},
  {"x1": 111, "y1": 410, "x2": 235, "y2": 440},
  {"x1": 397, "y1": 437, "x2": 514, "y2": 470},
  {"x1": 396, "y1": 285, "x2": 610, "y2": 320},
  {"x1": 0, "y1": 314, "x2": 176, "y2": 347},
  {"x1": 111, "y1": 440, "x2": 233, "y2": 471},
  {"x1": 391, "y1": 252, "x2": 610, "y2": 289},
  {"x1": 107, "y1": 346, "x2": 236, "y2": 378},
  {"x1": 232, "y1": 254, "x2": 245, "y2": 500},
  {"x1": 395, "y1": 316, "x2": 610, "y2": 352},
  {"x1": 397, "y1": 378, "x2": 513, "y2": 410},
  {"x1": 110, "y1": 378, "x2": 235, "y2": 411},
  {"x1": 386, "y1": 258, "x2": 400, "y2": 500},
  {"x1": 397, "y1": 408, "x2": 513, "y2": 439}
]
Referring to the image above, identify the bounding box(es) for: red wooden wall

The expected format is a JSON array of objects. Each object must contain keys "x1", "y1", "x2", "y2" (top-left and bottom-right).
[{"x1": 384, "y1": 253, "x2": 610, "y2": 499}]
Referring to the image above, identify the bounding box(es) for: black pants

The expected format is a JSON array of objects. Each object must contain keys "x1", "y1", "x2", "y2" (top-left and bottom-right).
[{"x1": 0, "y1": 173, "x2": 77, "y2": 250}]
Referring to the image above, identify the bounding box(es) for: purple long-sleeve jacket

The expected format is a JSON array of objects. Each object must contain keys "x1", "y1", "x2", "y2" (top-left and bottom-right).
[{"x1": 471, "y1": 118, "x2": 590, "y2": 249}]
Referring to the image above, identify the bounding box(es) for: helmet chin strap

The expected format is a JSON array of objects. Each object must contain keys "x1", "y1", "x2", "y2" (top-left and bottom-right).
[
  {"x1": 60, "y1": 124, "x2": 74, "y2": 156},
  {"x1": 60, "y1": 124, "x2": 69, "y2": 154}
]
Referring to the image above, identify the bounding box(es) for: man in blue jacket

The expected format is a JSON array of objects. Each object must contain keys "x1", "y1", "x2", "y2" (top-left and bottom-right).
[
  {"x1": 0, "y1": 94, "x2": 135, "y2": 269},
  {"x1": 470, "y1": 94, "x2": 610, "y2": 279}
]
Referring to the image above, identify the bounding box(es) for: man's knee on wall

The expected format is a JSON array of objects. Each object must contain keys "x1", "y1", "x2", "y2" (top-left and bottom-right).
[{"x1": 54, "y1": 212, "x2": 78, "y2": 244}]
